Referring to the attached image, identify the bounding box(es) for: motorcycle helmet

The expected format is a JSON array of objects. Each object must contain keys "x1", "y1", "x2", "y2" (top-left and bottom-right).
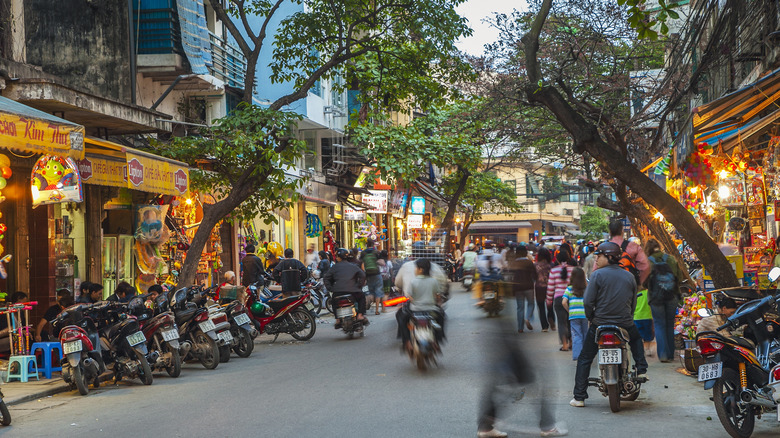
[
  {"x1": 250, "y1": 301, "x2": 270, "y2": 316},
  {"x1": 594, "y1": 241, "x2": 621, "y2": 263},
  {"x1": 468, "y1": 243, "x2": 475, "y2": 251},
  {"x1": 335, "y1": 248, "x2": 349, "y2": 260}
]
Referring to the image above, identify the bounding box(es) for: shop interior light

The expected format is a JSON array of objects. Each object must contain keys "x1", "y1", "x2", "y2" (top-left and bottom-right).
[
  {"x1": 185, "y1": 198, "x2": 193, "y2": 205},
  {"x1": 718, "y1": 169, "x2": 730, "y2": 179},
  {"x1": 718, "y1": 185, "x2": 730, "y2": 199},
  {"x1": 654, "y1": 211, "x2": 664, "y2": 221},
  {"x1": 689, "y1": 186, "x2": 699, "y2": 194},
  {"x1": 706, "y1": 206, "x2": 715, "y2": 215}
]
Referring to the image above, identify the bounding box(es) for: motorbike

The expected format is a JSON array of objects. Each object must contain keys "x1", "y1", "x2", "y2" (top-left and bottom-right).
[
  {"x1": 52, "y1": 303, "x2": 107, "y2": 395},
  {"x1": 0, "y1": 388, "x2": 8, "y2": 425},
  {"x1": 134, "y1": 295, "x2": 186, "y2": 378},
  {"x1": 246, "y1": 287, "x2": 316, "y2": 342},
  {"x1": 478, "y1": 278, "x2": 504, "y2": 317},
  {"x1": 696, "y1": 267, "x2": 780, "y2": 438},
  {"x1": 220, "y1": 298, "x2": 257, "y2": 358},
  {"x1": 444, "y1": 254, "x2": 457, "y2": 282},
  {"x1": 462, "y1": 268, "x2": 475, "y2": 291},
  {"x1": 587, "y1": 324, "x2": 645, "y2": 412},
  {"x1": 331, "y1": 293, "x2": 368, "y2": 338},
  {"x1": 169, "y1": 286, "x2": 226, "y2": 369},
  {"x1": 304, "y1": 270, "x2": 329, "y2": 316},
  {"x1": 407, "y1": 309, "x2": 443, "y2": 371}
]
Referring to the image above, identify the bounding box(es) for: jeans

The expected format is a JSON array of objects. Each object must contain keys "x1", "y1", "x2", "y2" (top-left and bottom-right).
[
  {"x1": 553, "y1": 296, "x2": 570, "y2": 345},
  {"x1": 569, "y1": 318, "x2": 589, "y2": 360},
  {"x1": 573, "y1": 324, "x2": 648, "y2": 401},
  {"x1": 650, "y1": 300, "x2": 678, "y2": 361},
  {"x1": 535, "y1": 285, "x2": 551, "y2": 330},
  {"x1": 515, "y1": 289, "x2": 535, "y2": 331}
]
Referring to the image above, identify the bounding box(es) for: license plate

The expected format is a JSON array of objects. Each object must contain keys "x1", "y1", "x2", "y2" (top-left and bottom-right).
[
  {"x1": 199, "y1": 319, "x2": 217, "y2": 333},
  {"x1": 161, "y1": 329, "x2": 179, "y2": 342},
  {"x1": 698, "y1": 362, "x2": 723, "y2": 382},
  {"x1": 305, "y1": 302, "x2": 314, "y2": 311},
  {"x1": 63, "y1": 340, "x2": 82, "y2": 354},
  {"x1": 336, "y1": 307, "x2": 353, "y2": 318},
  {"x1": 598, "y1": 348, "x2": 622, "y2": 365},
  {"x1": 414, "y1": 328, "x2": 433, "y2": 342},
  {"x1": 484, "y1": 292, "x2": 496, "y2": 299},
  {"x1": 218, "y1": 330, "x2": 233, "y2": 342},
  {"x1": 126, "y1": 331, "x2": 146, "y2": 346},
  {"x1": 234, "y1": 313, "x2": 250, "y2": 326}
]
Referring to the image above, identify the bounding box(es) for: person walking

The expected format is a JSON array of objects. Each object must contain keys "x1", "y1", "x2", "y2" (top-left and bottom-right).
[
  {"x1": 607, "y1": 220, "x2": 651, "y2": 286},
  {"x1": 360, "y1": 239, "x2": 384, "y2": 315},
  {"x1": 511, "y1": 245, "x2": 537, "y2": 333},
  {"x1": 562, "y1": 267, "x2": 587, "y2": 361},
  {"x1": 534, "y1": 247, "x2": 554, "y2": 332},
  {"x1": 634, "y1": 284, "x2": 656, "y2": 358},
  {"x1": 547, "y1": 251, "x2": 572, "y2": 351},
  {"x1": 644, "y1": 238, "x2": 680, "y2": 363}
]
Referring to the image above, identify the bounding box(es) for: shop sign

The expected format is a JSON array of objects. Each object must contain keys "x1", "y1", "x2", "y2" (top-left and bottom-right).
[
  {"x1": 77, "y1": 155, "x2": 127, "y2": 188},
  {"x1": 388, "y1": 190, "x2": 407, "y2": 215},
  {"x1": 0, "y1": 111, "x2": 85, "y2": 160},
  {"x1": 125, "y1": 152, "x2": 189, "y2": 196},
  {"x1": 343, "y1": 208, "x2": 366, "y2": 221},
  {"x1": 361, "y1": 190, "x2": 388, "y2": 214},
  {"x1": 30, "y1": 155, "x2": 83, "y2": 207},
  {"x1": 410, "y1": 196, "x2": 426, "y2": 214},
  {"x1": 407, "y1": 214, "x2": 423, "y2": 229}
]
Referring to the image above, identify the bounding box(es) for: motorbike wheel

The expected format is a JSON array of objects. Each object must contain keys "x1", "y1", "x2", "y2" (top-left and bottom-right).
[
  {"x1": 135, "y1": 350, "x2": 154, "y2": 386},
  {"x1": 311, "y1": 294, "x2": 323, "y2": 316},
  {"x1": 233, "y1": 328, "x2": 254, "y2": 358},
  {"x1": 195, "y1": 330, "x2": 220, "y2": 370},
  {"x1": 0, "y1": 401, "x2": 10, "y2": 426},
  {"x1": 219, "y1": 345, "x2": 231, "y2": 363},
  {"x1": 606, "y1": 384, "x2": 620, "y2": 412},
  {"x1": 713, "y1": 367, "x2": 755, "y2": 438},
  {"x1": 166, "y1": 344, "x2": 182, "y2": 378},
  {"x1": 72, "y1": 365, "x2": 89, "y2": 396},
  {"x1": 289, "y1": 308, "x2": 316, "y2": 341}
]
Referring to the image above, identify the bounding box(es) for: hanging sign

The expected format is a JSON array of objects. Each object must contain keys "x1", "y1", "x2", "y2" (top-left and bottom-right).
[
  {"x1": 343, "y1": 208, "x2": 366, "y2": 221},
  {"x1": 410, "y1": 196, "x2": 426, "y2": 214},
  {"x1": 407, "y1": 214, "x2": 423, "y2": 229},
  {"x1": 30, "y1": 155, "x2": 83, "y2": 207},
  {"x1": 126, "y1": 151, "x2": 189, "y2": 196},
  {"x1": 361, "y1": 190, "x2": 388, "y2": 214},
  {"x1": 76, "y1": 155, "x2": 127, "y2": 188}
]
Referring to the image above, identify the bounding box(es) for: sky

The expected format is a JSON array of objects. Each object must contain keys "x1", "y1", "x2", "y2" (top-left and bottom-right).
[{"x1": 455, "y1": 0, "x2": 529, "y2": 56}]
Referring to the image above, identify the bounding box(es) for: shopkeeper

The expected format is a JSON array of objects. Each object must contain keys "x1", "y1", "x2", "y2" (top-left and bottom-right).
[
  {"x1": 34, "y1": 289, "x2": 74, "y2": 342},
  {"x1": 697, "y1": 297, "x2": 739, "y2": 337}
]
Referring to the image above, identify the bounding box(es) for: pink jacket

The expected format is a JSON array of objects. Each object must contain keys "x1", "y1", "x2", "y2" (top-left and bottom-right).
[{"x1": 546, "y1": 264, "x2": 570, "y2": 304}]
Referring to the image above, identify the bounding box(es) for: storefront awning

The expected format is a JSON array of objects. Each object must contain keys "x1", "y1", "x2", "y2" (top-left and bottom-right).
[
  {"x1": 698, "y1": 107, "x2": 780, "y2": 152},
  {"x1": 414, "y1": 179, "x2": 446, "y2": 203},
  {"x1": 549, "y1": 221, "x2": 578, "y2": 229},
  {"x1": 0, "y1": 95, "x2": 85, "y2": 159},
  {"x1": 81, "y1": 137, "x2": 189, "y2": 196},
  {"x1": 469, "y1": 221, "x2": 532, "y2": 233}
]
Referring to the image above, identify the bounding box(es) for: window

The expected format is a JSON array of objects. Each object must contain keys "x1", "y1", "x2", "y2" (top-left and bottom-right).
[{"x1": 301, "y1": 131, "x2": 318, "y2": 171}]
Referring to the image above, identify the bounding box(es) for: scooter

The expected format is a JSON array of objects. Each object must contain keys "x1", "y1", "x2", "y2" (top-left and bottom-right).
[
  {"x1": 220, "y1": 299, "x2": 257, "y2": 358},
  {"x1": 408, "y1": 309, "x2": 443, "y2": 370},
  {"x1": 97, "y1": 301, "x2": 154, "y2": 387},
  {"x1": 134, "y1": 295, "x2": 186, "y2": 377},
  {"x1": 52, "y1": 303, "x2": 108, "y2": 396},
  {"x1": 304, "y1": 271, "x2": 329, "y2": 316},
  {"x1": 0, "y1": 388, "x2": 8, "y2": 425},
  {"x1": 587, "y1": 325, "x2": 645, "y2": 412},
  {"x1": 478, "y1": 278, "x2": 504, "y2": 317},
  {"x1": 331, "y1": 293, "x2": 369, "y2": 338},
  {"x1": 169, "y1": 286, "x2": 225, "y2": 369},
  {"x1": 462, "y1": 268, "x2": 475, "y2": 291},
  {"x1": 246, "y1": 288, "x2": 316, "y2": 342}
]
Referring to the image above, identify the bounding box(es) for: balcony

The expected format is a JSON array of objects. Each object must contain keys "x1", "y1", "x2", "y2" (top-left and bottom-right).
[{"x1": 208, "y1": 31, "x2": 246, "y2": 89}]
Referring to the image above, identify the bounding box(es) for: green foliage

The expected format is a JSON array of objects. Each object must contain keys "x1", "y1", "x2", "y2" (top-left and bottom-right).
[
  {"x1": 618, "y1": 0, "x2": 682, "y2": 40},
  {"x1": 579, "y1": 206, "x2": 609, "y2": 239},
  {"x1": 160, "y1": 103, "x2": 307, "y2": 223}
]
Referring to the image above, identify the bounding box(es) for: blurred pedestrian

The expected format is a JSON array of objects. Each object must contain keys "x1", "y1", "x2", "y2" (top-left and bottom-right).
[
  {"x1": 547, "y1": 251, "x2": 572, "y2": 351},
  {"x1": 534, "y1": 247, "x2": 554, "y2": 332},
  {"x1": 511, "y1": 245, "x2": 537, "y2": 333},
  {"x1": 645, "y1": 238, "x2": 680, "y2": 362}
]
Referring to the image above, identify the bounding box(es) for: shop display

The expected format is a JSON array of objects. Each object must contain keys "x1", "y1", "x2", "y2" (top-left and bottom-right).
[
  {"x1": 134, "y1": 205, "x2": 169, "y2": 292},
  {"x1": 54, "y1": 238, "x2": 76, "y2": 293},
  {"x1": 0, "y1": 154, "x2": 11, "y2": 300},
  {"x1": 30, "y1": 155, "x2": 82, "y2": 208}
]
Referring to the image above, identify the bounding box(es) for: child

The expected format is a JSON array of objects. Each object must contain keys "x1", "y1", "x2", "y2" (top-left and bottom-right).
[{"x1": 562, "y1": 267, "x2": 588, "y2": 361}]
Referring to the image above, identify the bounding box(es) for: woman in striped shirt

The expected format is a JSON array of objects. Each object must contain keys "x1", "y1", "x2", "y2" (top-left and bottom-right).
[{"x1": 547, "y1": 250, "x2": 572, "y2": 351}]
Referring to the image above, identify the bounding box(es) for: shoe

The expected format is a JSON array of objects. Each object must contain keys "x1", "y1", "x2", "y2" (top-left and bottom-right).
[
  {"x1": 375, "y1": 310, "x2": 380, "y2": 315},
  {"x1": 637, "y1": 373, "x2": 649, "y2": 381},
  {"x1": 541, "y1": 426, "x2": 568, "y2": 437},
  {"x1": 518, "y1": 330, "x2": 524, "y2": 333},
  {"x1": 542, "y1": 329, "x2": 549, "y2": 332},
  {"x1": 334, "y1": 321, "x2": 342, "y2": 329},
  {"x1": 569, "y1": 398, "x2": 585, "y2": 407},
  {"x1": 477, "y1": 428, "x2": 508, "y2": 438},
  {"x1": 526, "y1": 320, "x2": 533, "y2": 331}
]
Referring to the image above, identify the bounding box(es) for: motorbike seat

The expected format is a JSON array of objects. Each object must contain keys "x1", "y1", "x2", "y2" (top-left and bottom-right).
[
  {"x1": 699, "y1": 331, "x2": 756, "y2": 350},
  {"x1": 595, "y1": 325, "x2": 630, "y2": 342},
  {"x1": 267, "y1": 296, "x2": 300, "y2": 312},
  {"x1": 175, "y1": 308, "x2": 197, "y2": 326}
]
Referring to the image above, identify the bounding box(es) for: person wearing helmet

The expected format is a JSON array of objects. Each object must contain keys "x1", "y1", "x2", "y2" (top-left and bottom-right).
[
  {"x1": 323, "y1": 248, "x2": 368, "y2": 326},
  {"x1": 570, "y1": 242, "x2": 648, "y2": 407},
  {"x1": 460, "y1": 243, "x2": 478, "y2": 276}
]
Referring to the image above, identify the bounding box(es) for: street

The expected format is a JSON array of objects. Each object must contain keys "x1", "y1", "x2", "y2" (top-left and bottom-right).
[{"x1": 4, "y1": 283, "x2": 778, "y2": 437}]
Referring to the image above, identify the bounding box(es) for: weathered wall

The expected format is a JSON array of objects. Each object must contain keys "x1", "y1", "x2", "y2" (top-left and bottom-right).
[{"x1": 23, "y1": 0, "x2": 131, "y2": 102}]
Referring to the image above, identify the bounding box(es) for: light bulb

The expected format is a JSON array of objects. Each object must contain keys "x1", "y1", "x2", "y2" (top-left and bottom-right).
[{"x1": 718, "y1": 185, "x2": 730, "y2": 199}]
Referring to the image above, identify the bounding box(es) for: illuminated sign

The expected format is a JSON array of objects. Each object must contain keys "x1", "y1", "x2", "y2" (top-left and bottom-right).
[{"x1": 410, "y1": 196, "x2": 426, "y2": 214}]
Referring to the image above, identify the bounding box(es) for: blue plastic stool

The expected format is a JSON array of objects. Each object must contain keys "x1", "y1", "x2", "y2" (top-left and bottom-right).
[
  {"x1": 6, "y1": 355, "x2": 40, "y2": 382},
  {"x1": 31, "y1": 342, "x2": 63, "y2": 379}
]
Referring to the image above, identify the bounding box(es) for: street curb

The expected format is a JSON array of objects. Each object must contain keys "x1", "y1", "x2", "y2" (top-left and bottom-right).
[{"x1": 5, "y1": 383, "x2": 71, "y2": 406}]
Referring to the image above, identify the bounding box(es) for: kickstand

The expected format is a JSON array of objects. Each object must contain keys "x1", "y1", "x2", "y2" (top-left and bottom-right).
[{"x1": 271, "y1": 334, "x2": 279, "y2": 343}]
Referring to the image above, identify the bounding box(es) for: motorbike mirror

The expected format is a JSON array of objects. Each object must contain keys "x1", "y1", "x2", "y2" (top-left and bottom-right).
[
  {"x1": 769, "y1": 267, "x2": 780, "y2": 283},
  {"x1": 697, "y1": 308, "x2": 713, "y2": 318}
]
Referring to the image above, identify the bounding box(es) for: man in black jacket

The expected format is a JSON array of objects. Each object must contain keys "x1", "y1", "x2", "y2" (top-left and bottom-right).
[
  {"x1": 241, "y1": 244, "x2": 266, "y2": 287},
  {"x1": 324, "y1": 248, "x2": 367, "y2": 324},
  {"x1": 273, "y1": 248, "x2": 309, "y2": 296}
]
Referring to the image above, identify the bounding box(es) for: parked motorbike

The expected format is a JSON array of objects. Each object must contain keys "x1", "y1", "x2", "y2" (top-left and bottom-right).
[
  {"x1": 246, "y1": 287, "x2": 316, "y2": 342},
  {"x1": 331, "y1": 293, "x2": 368, "y2": 338},
  {"x1": 220, "y1": 298, "x2": 257, "y2": 358},
  {"x1": 133, "y1": 295, "x2": 186, "y2": 377},
  {"x1": 408, "y1": 310, "x2": 443, "y2": 370},
  {"x1": 169, "y1": 286, "x2": 225, "y2": 369},
  {"x1": 696, "y1": 268, "x2": 780, "y2": 438},
  {"x1": 52, "y1": 303, "x2": 107, "y2": 395},
  {"x1": 0, "y1": 388, "x2": 8, "y2": 425},
  {"x1": 305, "y1": 270, "x2": 329, "y2": 316},
  {"x1": 587, "y1": 325, "x2": 645, "y2": 412},
  {"x1": 97, "y1": 302, "x2": 154, "y2": 387}
]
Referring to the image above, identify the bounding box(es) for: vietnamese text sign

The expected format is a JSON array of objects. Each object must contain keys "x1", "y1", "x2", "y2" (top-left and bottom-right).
[
  {"x1": 126, "y1": 151, "x2": 189, "y2": 196},
  {"x1": 77, "y1": 155, "x2": 127, "y2": 188},
  {"x1": 407, "y1": 214, "x2": 423, "y2": 229},
  {"x1": 410, "y1": 196, "x2": 426, "y2": 214},
  {"x1": 343, "y1": 208, "x2": 366, "y2": 221},
  {"x1": 362, "y1": 190, "x2": 388, "y2": 214},
  {"x1": 0, "y1": 111, "x2": 85, "y2": 160}
]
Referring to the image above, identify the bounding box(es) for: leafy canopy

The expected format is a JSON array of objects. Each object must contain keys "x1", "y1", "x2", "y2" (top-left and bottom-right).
[{"x1": 579, "y1": 206, "x2": 610, "y2": 240}]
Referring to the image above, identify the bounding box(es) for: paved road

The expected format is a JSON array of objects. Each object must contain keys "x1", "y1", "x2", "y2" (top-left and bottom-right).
[{"x1": 5, "y1": 283, "x2": 779, "y2": 437}]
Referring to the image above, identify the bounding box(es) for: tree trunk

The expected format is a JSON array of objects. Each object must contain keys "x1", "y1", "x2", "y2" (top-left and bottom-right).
[
  {"x1": 520, "y1": 0, "x2": 738, "y2": 288},
  {"x1": 177, "y1": 200, "x2": 232, "y2": 287},
  {"x1": 459, "y1": 210, "x2": 473, "y2": 250},
  {"x1": 440, "y1": 170, "x2": 470, "y2": 253}
]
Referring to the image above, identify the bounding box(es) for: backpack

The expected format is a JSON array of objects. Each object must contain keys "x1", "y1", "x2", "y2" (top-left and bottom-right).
[
  {"x1": 647, "y1": 254, "x2": 678, "y2": 305},
  {"x1": 362, "y1": 250, "x2": 380, "y2": 276},
  {"x1": 618, "y1": 241, "x2": 641, "y2": 287}
]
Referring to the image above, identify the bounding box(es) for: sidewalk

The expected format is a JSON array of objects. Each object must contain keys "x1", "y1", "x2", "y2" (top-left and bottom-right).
[{"x1": 0, "y1": 374, "x2": 69, "y2": 406}]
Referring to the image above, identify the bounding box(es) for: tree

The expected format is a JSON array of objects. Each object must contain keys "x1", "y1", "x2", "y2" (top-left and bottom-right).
[
  {"x1": 514, "y1": 0, "x2": 737, "y2": 287},
  {"x1": 579, "y1": 206, "x2": 609, "y2": 240},
  {"x1": 163, "y1": 0, "x2": 473, "y2": 286},
  {"x1": 453, "y1": 171, "x2": 521, "y2": 249}
]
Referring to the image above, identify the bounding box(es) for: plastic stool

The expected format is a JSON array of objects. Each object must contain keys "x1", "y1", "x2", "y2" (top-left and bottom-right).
[
  {"x1": 6, "y1": 355, "x2": 40, "y2": 382},
  {"x1": 31, "y1": 342, "x2": 63, "y2": 379}
]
